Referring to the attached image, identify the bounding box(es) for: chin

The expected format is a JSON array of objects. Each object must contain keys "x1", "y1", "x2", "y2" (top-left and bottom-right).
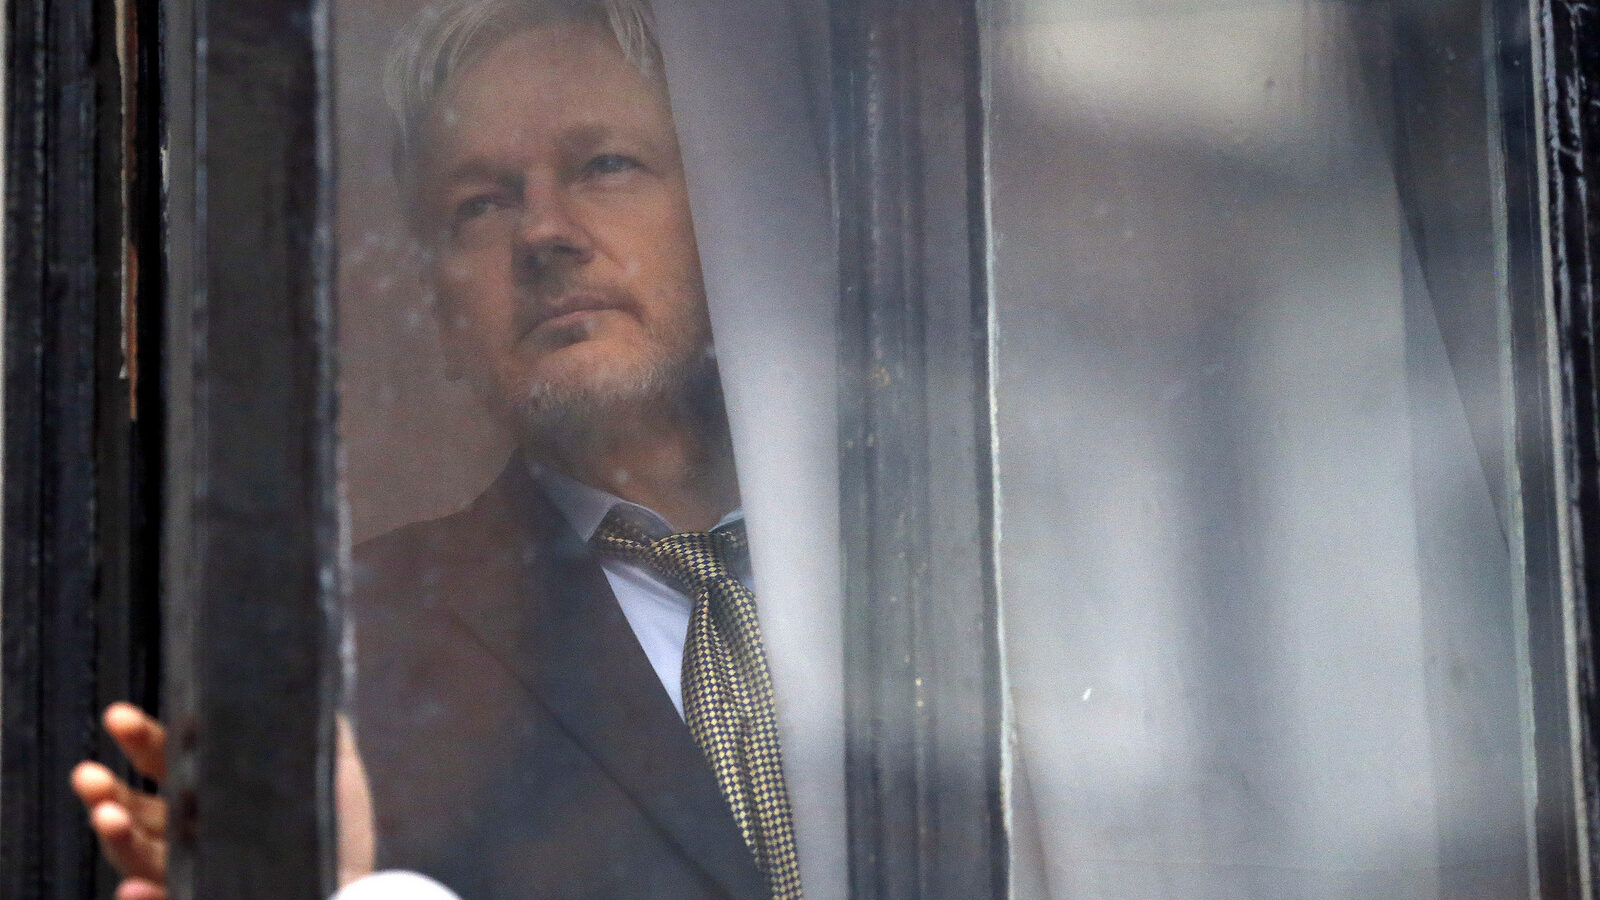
[
  {"x1": 524, "y1": 348, "x2": 666, "y2": 400},
  {"x1": 507, "y1": 359, "x2": 675, "y2": 429},
  {"x1": 499, "y1": 345, "x2": 720, "y2": 448}
]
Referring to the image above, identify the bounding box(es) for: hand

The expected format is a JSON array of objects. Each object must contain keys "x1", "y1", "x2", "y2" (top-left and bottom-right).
[{"x1": 71, "y1": 703, "x2": 168, "y2": 900}]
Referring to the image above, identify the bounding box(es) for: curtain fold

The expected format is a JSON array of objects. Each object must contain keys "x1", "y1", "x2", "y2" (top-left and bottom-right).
[{"x1": 652, "y1": 4, "x2": 848, "y2": 896}]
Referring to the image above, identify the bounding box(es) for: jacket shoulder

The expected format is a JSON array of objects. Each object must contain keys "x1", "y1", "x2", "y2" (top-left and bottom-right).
[
  {"x1": 349, "y1": 467, "x2": 554, "y2": 612},
  {"x1": 352, "y1": 501, "x2": 488, "y2": 611}
]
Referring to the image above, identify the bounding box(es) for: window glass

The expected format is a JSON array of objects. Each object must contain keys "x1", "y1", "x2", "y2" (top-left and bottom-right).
[
  {"x1": 987, "y1": 1, "x2": 1546, "y2": 896},
  {"x1": 332, "y1": 2, "x2": 843, "y2": 896}
]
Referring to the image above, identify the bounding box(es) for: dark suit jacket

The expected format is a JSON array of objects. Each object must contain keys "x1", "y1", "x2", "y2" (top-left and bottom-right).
[{"x1": 348, "y1": 458, "x2": 769, "y2": 900}]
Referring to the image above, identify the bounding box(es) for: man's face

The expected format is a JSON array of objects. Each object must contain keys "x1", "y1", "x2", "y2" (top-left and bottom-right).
[{"x1": 415, "y1": 23, "x2": 711, "y2": 430}]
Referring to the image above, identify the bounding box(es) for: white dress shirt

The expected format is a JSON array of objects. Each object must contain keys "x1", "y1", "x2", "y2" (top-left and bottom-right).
[{"x1": 530, "y1": 464, "x2": 747, "y2": 720}]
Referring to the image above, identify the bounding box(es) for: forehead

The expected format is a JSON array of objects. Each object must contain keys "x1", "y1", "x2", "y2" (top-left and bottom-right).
[{"x1": 420, "y1": 22, "x2": 675, "y2": 168}]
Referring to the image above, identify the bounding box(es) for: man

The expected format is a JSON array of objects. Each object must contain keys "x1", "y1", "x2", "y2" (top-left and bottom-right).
[{"x1": 74, "y1": 2, "x2": 803, "y2": 898}]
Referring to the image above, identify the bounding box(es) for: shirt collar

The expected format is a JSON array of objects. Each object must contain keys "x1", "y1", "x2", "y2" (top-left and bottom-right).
[{"x1": 528, "y1": 461, "x2": 744, "y2": 541}]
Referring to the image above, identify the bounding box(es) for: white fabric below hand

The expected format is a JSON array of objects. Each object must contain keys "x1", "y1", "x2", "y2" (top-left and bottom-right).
[{"x1": 329, "y1": 871, "x2": 463, "y2": 900}]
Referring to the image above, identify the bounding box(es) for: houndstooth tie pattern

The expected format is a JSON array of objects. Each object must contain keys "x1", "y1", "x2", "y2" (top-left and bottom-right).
[{"x1": 592, "y1": 510, "x2": 803, "y2": 900}]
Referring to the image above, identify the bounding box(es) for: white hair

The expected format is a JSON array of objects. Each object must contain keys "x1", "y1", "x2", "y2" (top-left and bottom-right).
[{"x1": 383, "y1": 0, "x2": 660, "y2": 206}]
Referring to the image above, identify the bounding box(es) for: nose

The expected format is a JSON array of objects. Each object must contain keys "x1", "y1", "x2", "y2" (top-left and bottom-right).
[{"x1": 513, "y1": 178, "x2": 593, "y2": 275}]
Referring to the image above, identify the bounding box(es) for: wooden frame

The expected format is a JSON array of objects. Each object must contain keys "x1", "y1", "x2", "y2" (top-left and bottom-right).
[
  {"x1": 1, "y1": 0, "x2": 163, "y2": 895},
  {"x1": 158, "y1": 0, "x2": 339, "y2": 898},
  {"x1": 1536, "y1": 0, "x2": 1600, "y2": 891},
  {"x1": 833, "y1": 0, "x2": 1007, "y2": 897},
  {"x1": 1387, "y1": 0, "x2": 1588, "y2": 893}
]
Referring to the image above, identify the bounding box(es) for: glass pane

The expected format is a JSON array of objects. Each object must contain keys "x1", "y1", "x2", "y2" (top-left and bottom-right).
[
  {"x1": 332, "y1": 1, "x2": 842, "y2": 896},
  {"x1": 986, "y1": 1, "x2": 1548, "y2": 897}
]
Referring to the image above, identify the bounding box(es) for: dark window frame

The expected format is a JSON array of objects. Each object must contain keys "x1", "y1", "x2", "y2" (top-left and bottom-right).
[
  {"x1": 831, "y1": 0, "x2": 1007, "y2": 897},
  {"x1": 1, "y1": 0, "x2": 162, "y2": 895},
  {"x1": 157, "y1": 0, "x2": 340, "y2": 897},
  {"x1": 1540, "y1": 0, "x2": 1600, "y2": 888}
]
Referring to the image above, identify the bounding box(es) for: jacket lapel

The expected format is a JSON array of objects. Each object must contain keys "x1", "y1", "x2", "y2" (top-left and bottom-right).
[{"x1": 442, "y1": 459, "x2": 770, "y2": 900}]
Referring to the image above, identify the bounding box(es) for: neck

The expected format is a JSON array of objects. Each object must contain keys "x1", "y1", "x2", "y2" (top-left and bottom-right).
[{"x1": 528, "y1": 399, "x2": 740, "y2": 534}]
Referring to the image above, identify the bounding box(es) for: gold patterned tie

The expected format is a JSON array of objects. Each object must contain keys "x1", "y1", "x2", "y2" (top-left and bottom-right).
[{"x1": 592, "y1": 510, "x2": 804, "y2": 900}]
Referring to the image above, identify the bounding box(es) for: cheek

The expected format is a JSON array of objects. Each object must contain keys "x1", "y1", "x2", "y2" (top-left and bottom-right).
[
  {"x1": 637, "y1": 221, "x2": 706, "y2": 295},
  {"x1": 433, "y1": 255, "x2": 511, "y2": 334},
  {"x1": 612, "y1": 194, "x2": 703, "y2": 280},
  {"x1": 651, "y1": 232, "x2": 711, "y2": 338},
  {"x1": 437, "y1": 255, "x2": 489, "y2": 296}
]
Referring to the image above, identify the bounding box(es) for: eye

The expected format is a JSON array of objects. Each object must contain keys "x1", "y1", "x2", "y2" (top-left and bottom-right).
[
  {"x1": 454, "y1": 194, "x2": 502, "y2": 222},
  {"x1": 585, "y1": 153, "x2": 642, "y2": 177}
]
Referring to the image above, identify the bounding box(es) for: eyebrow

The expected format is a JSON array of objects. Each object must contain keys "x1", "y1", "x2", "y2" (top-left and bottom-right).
[
  {"x1": 557, "y1": 123, "x2": 615, "y2": 156},
  {"x1": 434, "y1": 122, "x2": 670, "y2": 186},
  {"x1": 558, "y1": 121, "x2": 670, "y2": 161},
  {"x1": 442, "y1": 159, "x2": 517, "y2": 186}
]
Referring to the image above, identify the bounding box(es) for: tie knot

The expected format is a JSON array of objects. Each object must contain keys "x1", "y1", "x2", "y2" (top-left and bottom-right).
[{"x1": 590, "y1": 508, "x2": 748, "y2": 594}]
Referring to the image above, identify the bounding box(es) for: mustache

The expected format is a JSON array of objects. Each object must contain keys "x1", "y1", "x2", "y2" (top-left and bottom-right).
[{"x1": 512, "y1": 279, "x2": 640, "y2": 339}]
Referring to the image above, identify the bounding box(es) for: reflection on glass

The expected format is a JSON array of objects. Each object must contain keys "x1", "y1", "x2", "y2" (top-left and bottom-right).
[
  {"x1": 988, "y1": 1, "x2": 1537, "y2": 897},
  {"x1": 333, "y1": 1, "x2": 839, "y2": 898}
]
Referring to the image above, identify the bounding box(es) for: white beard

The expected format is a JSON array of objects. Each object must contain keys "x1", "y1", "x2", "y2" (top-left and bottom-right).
[{"x1": 507, "y1": 339, "x2": 719, "y2": 453}]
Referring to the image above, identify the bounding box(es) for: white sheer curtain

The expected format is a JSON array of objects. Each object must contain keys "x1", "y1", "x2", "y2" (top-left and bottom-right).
[
  {"x1": 652, "y1": 4, "x2": 848, "y2": 898},
  {"x1": 988, "y1": 2, "x2": 1531, "y2": 897}
]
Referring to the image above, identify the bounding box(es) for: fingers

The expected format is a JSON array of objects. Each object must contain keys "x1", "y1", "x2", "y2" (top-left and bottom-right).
[
  {"x1": 73, "y1": 704, "x2": 170, "y2": 895},
  {"x1": 71, "y1": 762, "x2": 167, "y2": 834},
  {"x1": 86, "y1": 794, "x2": 168, "y2": 883},
  {"x1": 73, "y1": 755, "x2": 169, "y2": 887},
  {"x1": 104, "y1": 702, "x2": 167, "y2": 782}
]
